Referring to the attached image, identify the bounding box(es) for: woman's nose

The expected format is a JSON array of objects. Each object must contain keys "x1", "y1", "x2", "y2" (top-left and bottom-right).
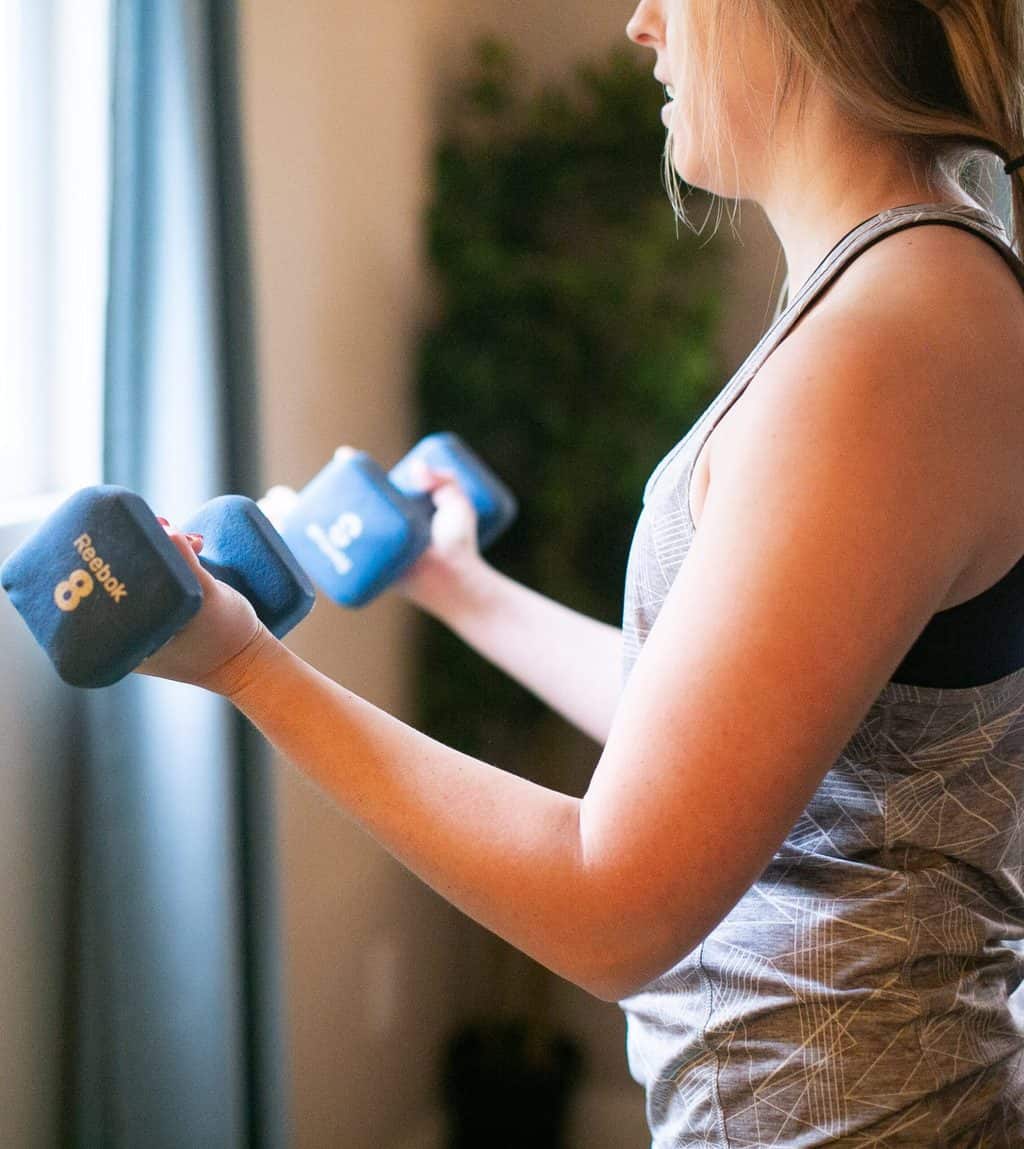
[{"x1": 626, "y1": 0, "x2": 664, "y2": 47}]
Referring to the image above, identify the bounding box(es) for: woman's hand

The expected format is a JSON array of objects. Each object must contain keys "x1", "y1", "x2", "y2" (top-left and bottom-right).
[
  {"x1": 135, "y1": 522, "x2": 274, "y2": 696},
  {"x1": 393, "y1": 459, "x2": 488, "y2": 614}
]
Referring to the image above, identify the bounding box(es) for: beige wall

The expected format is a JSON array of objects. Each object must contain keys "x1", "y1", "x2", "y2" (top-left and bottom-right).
[
  {"x1": 239, "y1": 3, "x2": 782, "y2": 1146},
  {"x1": 240, "y1": 4, "x2": 482, "y2": 1147}
]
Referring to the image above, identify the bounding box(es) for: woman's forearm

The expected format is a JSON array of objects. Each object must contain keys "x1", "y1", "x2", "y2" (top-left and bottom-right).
[
  {"x1": 221, "y1": 632, "x2": 625, "y2": 999},
  {"x1": 415, "y1": 558, "x2": 623, "y2": 744}
]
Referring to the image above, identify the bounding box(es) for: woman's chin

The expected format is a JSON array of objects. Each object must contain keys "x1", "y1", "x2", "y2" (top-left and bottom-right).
[
  {"x1": 667, "y1": 144, "x2": 703, "y2": 190},
  {"x1": 665, "y1": 124, "x2": 699, "y2": 182},
  {"x1": 668, "y1": 145, "x2": 739, "y2": 200}
]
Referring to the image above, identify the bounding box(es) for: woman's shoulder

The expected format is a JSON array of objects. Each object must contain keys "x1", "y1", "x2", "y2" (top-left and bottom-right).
[
  {"x1": 709, "y1": 212, "x2": 1024, "y2": 490},
  {"x1": 727, "y1": 216, "x2": 1024, "y2": 607},
  {"x1": 763, "y1": 207, "x2": 1024, "y2": 415},
  {"x1": 819, "y1": 209, "x2": 1024, "y2": 355}
]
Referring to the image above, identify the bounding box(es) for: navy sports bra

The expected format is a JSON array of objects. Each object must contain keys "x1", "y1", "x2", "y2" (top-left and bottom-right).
[
  {"x1": 893, "y1": 552, "x2": 1024, "y2": 687},
  {"x1": 868, "y1": 209, "x2": 1024, "y2": 689}
]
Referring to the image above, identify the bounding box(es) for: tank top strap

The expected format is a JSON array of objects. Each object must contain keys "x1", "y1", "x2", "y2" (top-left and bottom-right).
[{"x1": 643, "y1": 201, "x2": 1019, "y2": 503}]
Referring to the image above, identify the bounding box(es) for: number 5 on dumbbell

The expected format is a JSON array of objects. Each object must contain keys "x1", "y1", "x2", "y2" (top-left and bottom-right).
[{"x1": 259, "y1": 433, "x2": 517, "y2": 608}]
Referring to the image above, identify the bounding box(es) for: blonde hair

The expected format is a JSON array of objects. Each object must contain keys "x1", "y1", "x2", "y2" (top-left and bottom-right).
[{"x1": 664, "y1": 0, "x2": 1024, "y2": 272}]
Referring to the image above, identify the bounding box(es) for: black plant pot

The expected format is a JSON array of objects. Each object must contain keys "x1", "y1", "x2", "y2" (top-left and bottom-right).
[{"x1": 441, "y1": 1018, "x2": 585, "y2": 1149}]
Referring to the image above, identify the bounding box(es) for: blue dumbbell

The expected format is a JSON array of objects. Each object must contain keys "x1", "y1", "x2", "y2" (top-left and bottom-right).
[
  {"x1": 259, "y1": 432, "x2": 517, "y2": 608},
  {"x1": 0, "y1": 486, "x2": 316, "y2": 688}
]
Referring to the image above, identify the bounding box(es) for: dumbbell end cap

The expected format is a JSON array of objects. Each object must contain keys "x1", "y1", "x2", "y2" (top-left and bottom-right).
[
  {"x1": 1, "y1": 485, "x2": 205, "y2": 687},
  {"x1": 185, "y1": 495, "x2": 316, "y2": 639}
]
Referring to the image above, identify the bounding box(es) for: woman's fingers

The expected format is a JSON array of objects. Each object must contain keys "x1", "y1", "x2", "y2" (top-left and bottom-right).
[
  {"x1": 407, "y1": 458, "x2": 461, "y2": 495},
  {"x1": 158, "y1": 520, "x2": 207, "y2": 581},
  {"x1": 431, "y1": 477, "x2": 472, "y2": 511},
  {"x1": 137, "y1": 520, "x2": 264, "y2": 689}
]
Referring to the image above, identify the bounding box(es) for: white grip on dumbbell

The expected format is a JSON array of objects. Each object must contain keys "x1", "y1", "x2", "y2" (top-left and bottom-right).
[{"x1": 258, "y1": 485, "x2": 300, "y2": 531}]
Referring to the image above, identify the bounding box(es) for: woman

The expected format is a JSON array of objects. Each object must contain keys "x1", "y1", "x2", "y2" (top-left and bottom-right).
[{"x1": 145, "y1": 1, "x2": 1024, "y2": 1143}]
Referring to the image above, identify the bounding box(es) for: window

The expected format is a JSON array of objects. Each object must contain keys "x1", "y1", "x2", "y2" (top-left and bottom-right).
[{"x1": 0, "y1": 0, "x2": 110, "y2": 519}]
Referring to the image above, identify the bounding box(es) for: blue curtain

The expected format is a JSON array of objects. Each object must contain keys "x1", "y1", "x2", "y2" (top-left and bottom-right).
[{"x1": 65, "y1": 2, "x2": 287, "y2": 1146}]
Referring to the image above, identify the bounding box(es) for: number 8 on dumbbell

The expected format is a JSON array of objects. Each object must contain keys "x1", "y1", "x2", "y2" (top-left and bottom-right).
[
  {"x1": 55, "y1": 570, "x2": 95, "y2": 612},
  {"x1": 305, "y1": 511, "x2": 364, "y2": 576}
]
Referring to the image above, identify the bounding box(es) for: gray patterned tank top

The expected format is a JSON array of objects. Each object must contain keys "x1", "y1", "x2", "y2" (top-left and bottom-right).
[{"x1": 619, "y1": 203, "x2": 1024, "y2": 1148}]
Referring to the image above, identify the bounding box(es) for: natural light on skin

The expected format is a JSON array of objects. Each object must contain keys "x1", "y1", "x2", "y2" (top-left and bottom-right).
[{"x1": 625, "y1": 0, "x2": 982, "y2": 297}]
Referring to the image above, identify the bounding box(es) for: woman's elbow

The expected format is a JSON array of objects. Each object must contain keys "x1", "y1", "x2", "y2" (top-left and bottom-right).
[
  {"x1": 573, "y1": 924, "x2": 691, "y2": 1003},
  {"x1": 583, "y1": 973, "x2": 645, "y2": 1004},
  {"x1": 579, "y1": 957, "x2": 670, "y2": 1003}
]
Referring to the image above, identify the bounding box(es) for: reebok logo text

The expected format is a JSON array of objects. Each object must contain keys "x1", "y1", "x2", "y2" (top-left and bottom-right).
[{"x1": 72, "y1": 534, "x2": 128, "y2": 603}]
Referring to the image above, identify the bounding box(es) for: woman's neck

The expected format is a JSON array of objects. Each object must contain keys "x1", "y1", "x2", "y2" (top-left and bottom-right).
[{"x1": 753, "y1": 114, "x2": 984, "y2": 297}]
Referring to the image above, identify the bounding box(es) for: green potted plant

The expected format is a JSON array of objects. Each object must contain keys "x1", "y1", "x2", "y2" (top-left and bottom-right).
[
  {"x1": 415, "y1": 36, "x2": 726, "y2": 1148},
  {"x1": 416, "y1": 35, "x2": 723, "y2": 762}
]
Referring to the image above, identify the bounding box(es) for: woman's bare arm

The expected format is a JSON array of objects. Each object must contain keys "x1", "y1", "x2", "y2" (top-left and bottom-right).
[
  {"x1": 394, "y1": 469, "x2": 623, "y2": 744},
  {"x1": 410, "y1": 555, "x2": 623, "y2": 745},
  {"x1": 216, "y1": 628, "x2": 625, "y2": 999}
]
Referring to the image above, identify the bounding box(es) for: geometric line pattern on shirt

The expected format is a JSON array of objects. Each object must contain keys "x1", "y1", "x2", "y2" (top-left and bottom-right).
[{"x1": 618, "y1": 204, "x2": 1024, "y2": 1147}]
